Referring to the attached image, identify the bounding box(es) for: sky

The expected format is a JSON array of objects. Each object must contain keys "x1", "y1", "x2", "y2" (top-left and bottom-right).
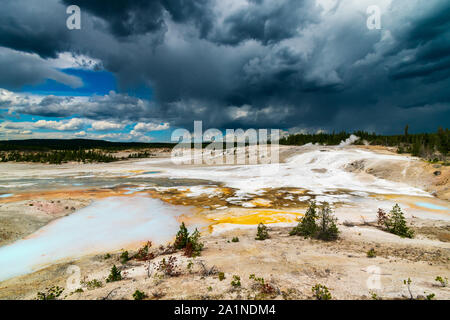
[{"x1": 0, "y1": 0, "x2": 449, "y2": 142}]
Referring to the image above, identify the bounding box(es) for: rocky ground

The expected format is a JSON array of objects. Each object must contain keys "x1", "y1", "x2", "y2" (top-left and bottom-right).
[{"x1": 0, "y1": 217, "x2": 448, "y2": 300}]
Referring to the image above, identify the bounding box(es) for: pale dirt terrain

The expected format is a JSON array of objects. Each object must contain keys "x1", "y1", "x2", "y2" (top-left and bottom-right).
[
  {"x1": 353, "y1": 145, "x2": 449, "y2": 201},
  {"x1": 0, "y1": 145, "x2": 448, "y2": 300},
  {"x1": 0, "y1": 219, "x2": 448, "y2": 300},
  {"x1": 0, "y1": 199, "x2": 90, "y2": 246}
]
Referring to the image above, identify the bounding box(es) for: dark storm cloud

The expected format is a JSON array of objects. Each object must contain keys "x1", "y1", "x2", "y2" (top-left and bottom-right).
[
  {"x1": 0, "y1": 0, "x2": 449, "y2": 134},
  {"x1": 62, "y1": 0, "x2": 214, "y2": 38},
  {"x1": 0, "y1": 47, "x2": 83, "y2": 90},
  {"x1": 209, "y1": 0, "x2": 320, "y2": 45},
  {"x1": 0, "y1": 1, "x2": 69, "y2": 58},
  {"x1": 387, "y1": 1, "x2": 450, "y2": 83}
]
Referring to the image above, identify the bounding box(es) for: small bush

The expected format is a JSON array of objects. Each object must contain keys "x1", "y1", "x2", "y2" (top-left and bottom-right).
[
  {"x1": 249, "y1": 274, "x2": 275, "y2": 295},
  {"x1": 120, "y1": 251, "x2": 129, "y2": 264},
  {"x1": 377, "y1": 208, "x2": 388, "y2": 226},
  {"x1": 367, "y1": 248, "x2": 376, "y2": 258},
  {"x1": 231, "y1": 275, "x2": 241, "y2": 288},
  {"x1": 187, "y1": 260, "x2": 194, "y2": 273},
  {"x1": 84, "y1": 279, "x2": 103, "y2": 290},
  {"x1": 232, "y1": 237, "x2": 239, "y2": 243},
  {"x1": 134, "y1": 241, "x2": 154, "y2": 261},
  {"x1": 36, "y1": 286, "x2": 64, "y2": 300},
  {"x1": 255, "y1": 223, "x2": 269, "y2": 240},
  {"x1": 426, "y1": 293, "x2": 435, "y2": 300},
  {"x1": 311, "y1": 284, "x2": 332, "y2": 300},
  {"x1": 106, "y1": 265, "x2": 122, "y2": 283},
  {"x1": 370, "y1": 291, "x2": 381, "y2": 300},
  {"x1": 403, "y1": 278, "x2": 413, "y2": 299},
  {"x1": 133, "y1": 290, "x2": 147, "y2": 300},
  {"x1": 104, "y1": 253, "x2": 111, "y2": 259},
  {"x1": 174, "y1": 222, "x2": 204, "y2": 257},
  {"x1": 218, "y1": 272, "x2": 226, "y2": 281},
  {"x1": 435, "y1": 276, "x2": 448, "y2": 287},
  {"x1": 157, "y1": 256, "x2": 180, "y2": 277},
  {"x1": 86, "y1": 279, "x2": 103, "y2": 290}
]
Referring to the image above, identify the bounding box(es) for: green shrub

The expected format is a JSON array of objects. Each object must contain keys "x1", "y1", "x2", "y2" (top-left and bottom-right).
[
  {"x1": 403, "y1": 278, "x2": 413, "y2": 299},
  {"x1": 133, "y1": 241, "x2": 154, "y2": 261},
  {"x1": 133, "y1": 290, "x2": 147, "y2": 300},
  {"x1": 249, "y1": 274, "x2": 275, "y2": 295},
  {"x1": 106, "y1": 265, "x2": 122, "y2": 283},
  {"x1": 187, "y1": 260, "x2": 194, "y2": 273},
  {"x1": 104, "y1": 253, "x2": 111, "y2": 259},
  {"x1": 84, "y1": 279, "x2": 103, "y2": 290},
  {"x1": 120, "y1": 251, "x2": 129, "y2": 264},
  {"x1": 232, "y1": 237, "x2": 239, "y2": 243},
  {"x1": 36, "y1": 286, "x2": 64, "y2": 300},
  {"x1": 231, "y1": 275, "x2": 241, "y2": 288},
  {"x1": 435, "y1": 276, "x2": 448, "y2": 287},
  {"x1": 157, "y1": 256, "x2": 180, "y2": 277},
  {"x1": 174, "y1": 223, "x2": 204, "y2": 257},
  {"x1": 290, "y1": 202, "x2": 318, "y2": 237},
  {"x1": 370, "y1": 291, "x2": 381, "y2": 300},
  {"x1": 311, "y1": 284, "x2": 332, "y2": 300},
  {"x1": 218, "y1": 272, "x2": 226, "y2": 281},
  {"x1": 255, "y1": 223, "x2": 269, "y2": 240},
  {"x1": 367, "y1": 248, "x2": 376, "y2": 258},
  {"x1": 426, "y1": 293, "x2": 435, "y2": 300}
]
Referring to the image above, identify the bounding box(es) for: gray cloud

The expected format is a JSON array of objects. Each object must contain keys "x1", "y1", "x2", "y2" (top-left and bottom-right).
[
  {"x1": 0, "y1": 0, "x2": 448, "y2": 134},
  {"x1": 0, "y1": 47, "x2": 83, "y2": 90}
]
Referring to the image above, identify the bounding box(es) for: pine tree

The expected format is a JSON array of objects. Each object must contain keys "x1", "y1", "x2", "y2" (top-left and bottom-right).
[
  {"x1": 317, "y1": 204, "x2": 339, "y2": 241},
  {"x1": 386, "y1": 204, "x2": 414, "y2": 238},
  {"x1": 290, "y1": 202, "x2": 318, "y2": 237}
]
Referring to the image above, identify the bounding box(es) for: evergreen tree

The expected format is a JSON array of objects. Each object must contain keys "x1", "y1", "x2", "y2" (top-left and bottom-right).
[
  {"x1": 290, "y1": 202, "x2": 318, "y2": 237},
  {"x1": 317, "y1": 204, "x2": 339, "y2": 241},
  {"x1": 386, "y1": 204, "x2": 414, "y2": 238}
]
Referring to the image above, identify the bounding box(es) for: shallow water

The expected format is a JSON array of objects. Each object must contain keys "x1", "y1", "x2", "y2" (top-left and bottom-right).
[
  {"x1": 415, "y1": 202, "x2": 449, "y2": 211},
  {"x1": 0, "y1": 194, "x2": 13, "y2": 198},
  {"x1": 0, "y1": 197, "x2": 189, "y2": 281}
]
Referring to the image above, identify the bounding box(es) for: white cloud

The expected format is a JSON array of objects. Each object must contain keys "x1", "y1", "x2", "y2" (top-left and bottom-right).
[
  {"x1": 74, "y1": 131, "x2": 87, "y2": 137},
  {"x1": 133, "y1": 122, "x2": 170, "y2": 132},
  {"x1": 91, "y1": 120, "x2": 125, "y2": 131},
  {"x1": 48, "y1": 52, "x2": 102, "y2": 70},
  {"x1": 34, "y1": 118, "x2": 85, "y2": 131}
]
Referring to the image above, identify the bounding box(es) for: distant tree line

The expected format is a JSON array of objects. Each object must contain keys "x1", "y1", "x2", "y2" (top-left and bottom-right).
[
  {"x1": 128, "y1": 151, "x2": 155, "y2": 158},
  {"x1": 0, "y1": 149, "x2": 118, "y2": 164},
  {"x1": 280, "y1": 126, "x2": 449, "y2": 162},
  {"x1": 0, "y1": 139, "x2": 176, "y2": 152}
]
